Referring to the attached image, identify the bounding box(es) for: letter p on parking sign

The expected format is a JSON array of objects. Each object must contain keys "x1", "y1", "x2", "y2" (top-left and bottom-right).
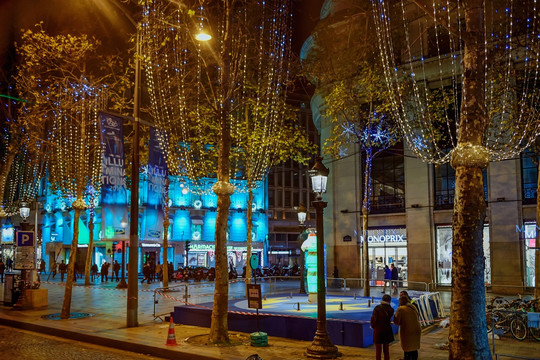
[{"x1": 16, "y1": 231, "x2": 35, "y2": 247}]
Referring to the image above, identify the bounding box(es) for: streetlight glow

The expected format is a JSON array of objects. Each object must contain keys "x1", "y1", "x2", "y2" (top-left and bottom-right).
[{"x1": 195, "y1": 32, "x2": 212, "y2": 41}]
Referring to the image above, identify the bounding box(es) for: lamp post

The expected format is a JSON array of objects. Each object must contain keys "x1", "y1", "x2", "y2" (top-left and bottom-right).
[
  {"x1": 306, "y1": 157, "x2": 340, "y2": 359},
  {"x1": 297, "y1": 203, "x2": 307, "y2": 295}
]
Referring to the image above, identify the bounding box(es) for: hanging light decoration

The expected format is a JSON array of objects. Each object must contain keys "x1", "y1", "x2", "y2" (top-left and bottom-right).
[{"x1": 372, "y1": 0, "x2": 540, "y2": 164}]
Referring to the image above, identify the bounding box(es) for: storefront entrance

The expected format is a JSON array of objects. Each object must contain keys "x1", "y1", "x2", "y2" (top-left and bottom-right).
[{"x1": 362, "y1": 228, "x2": 408, "y2": 282}]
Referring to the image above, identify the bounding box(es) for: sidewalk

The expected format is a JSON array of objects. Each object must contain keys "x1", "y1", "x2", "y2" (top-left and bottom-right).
[{"x1": 0, "y1": 278, "x2": 534, "y2": 359}]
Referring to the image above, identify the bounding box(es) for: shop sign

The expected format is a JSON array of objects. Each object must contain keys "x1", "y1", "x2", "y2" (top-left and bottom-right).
[
  {"x1": 190, "y1": 243, "x2": 262, "y2": 252},
  {"x1": 360, "y1": 228, "x2": 407, "y2": 243}
]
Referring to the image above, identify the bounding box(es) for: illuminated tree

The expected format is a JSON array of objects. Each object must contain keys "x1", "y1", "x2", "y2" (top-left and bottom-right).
[
  {"x1": 141, "y1": 0, "x2": 294, "y2": 343},
  {"x1": 15, "y1": 27, "x2": 128, "y2": 318},
  {"x1": 372, "y1": 1, "x2": 540, "y2": 358},
  {"x1": 236, "y1": 97, "x2": 316, "y2": 284},
  {"x1": 302, "y1": 5, "x2": 400, "y2": 297}
]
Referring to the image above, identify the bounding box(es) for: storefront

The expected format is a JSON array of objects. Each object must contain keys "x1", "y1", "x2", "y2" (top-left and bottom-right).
[
  {"x1": 0, "y1": 225, "x2": 15, "y2": 267},
  {"x1": 362, "y1": 227, "x2": 408, "y2": 281},
  {"x1": 520, "y1": 222, "x2": 537, "y2": 288},
  {"x1": 435, "y1": 224, "x2": 491, "y2": 285},
  {"x1": 186, "y1": 241, "x2": 265, "y2": 270}
]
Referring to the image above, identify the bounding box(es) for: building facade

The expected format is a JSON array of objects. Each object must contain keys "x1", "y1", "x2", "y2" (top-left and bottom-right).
[{"x1": 303, "y1": 0, "x2": 537, "y2": 292}]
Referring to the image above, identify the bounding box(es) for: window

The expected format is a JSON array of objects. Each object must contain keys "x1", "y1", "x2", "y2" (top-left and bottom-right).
[
  {"x1": 521, "y1": 151, "x2": 538, "y2": 204},
  {"x1": 370, "y1": 145, "x2": 405, "y2": 214},
  {"x1": 434, "y1": 161, "x2": 488, "y2": 210},
  {"x1": 434, "y1": 162, "x2": 455, "y2": 209},
  {"x1": 284, "y1": 190, "x2": 291, "y2": 207}
]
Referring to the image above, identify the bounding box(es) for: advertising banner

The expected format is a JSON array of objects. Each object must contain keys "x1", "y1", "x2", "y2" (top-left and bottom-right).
[
  {"x1": 99, "y1": 112, "x2": 129, "y2": 241},
  {"x1": 144, "y1": 127, "x2": 168, "y2": 241}
]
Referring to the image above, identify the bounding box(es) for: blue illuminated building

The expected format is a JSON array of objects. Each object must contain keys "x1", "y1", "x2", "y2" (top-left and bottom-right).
[{"x1": 2, "y1": 176, "x2": 268, "y2": 273}]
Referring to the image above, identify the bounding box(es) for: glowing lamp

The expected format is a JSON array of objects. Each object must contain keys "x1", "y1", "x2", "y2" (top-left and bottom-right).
[
  {"x1": 297, "y1": 203, "x2": 307, "y2": 225},
  {"x1": 20, "y1": 202, "x2": 30, "y2": 221},
  {"x1": 195, "y1": 32, "x2": 212, "y2": 41},
  {"x1": 309, "y1": 157, "x2": 329, "y2": 200}
]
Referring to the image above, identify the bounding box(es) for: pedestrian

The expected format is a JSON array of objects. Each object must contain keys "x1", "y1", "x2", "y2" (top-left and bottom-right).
[
  {"x1": 39, "y1": 259, "x2": 46, "y2": 275},
  {"x1": 6, "y1": 257, "x2": 12, "y2": 272},
  {"x1": 141, "y1": 262, "x2": 151, "y2": 284},
  {"x1": 394, "y1": 295, "x2": 421, "y2": 360},
  {"x1": 332, "y1": 265, "x2": 340, "y2": 288},
  {"x1": 0, "y1": 259, "x2": 5, "y2": 283},
  {"x1": 168, "y1": 262, "x2": 174, "y2": 282},
  {"x1": 155, "y1": 262, "x2": 162, "y2": 281},
  {"x1": 371, "y1": 294, "x2": 395, "y2": 360},
  {"x1": 382, "y1": 265, "x2": 391, "y2": 293},
  {"x1": 91, "y1": 263, "x2": 98, "y2": 282},
  {"x1": 400, "y1": 290, "x2": 420, "y2": 314},
  {"x1": 58, "y1": 260, "x2": 67, "y2": 282},
  {"x1": 51, "y1": 259, "x2": 57, "y2": 279},
  {"x1": 113, "y1": 260, "x2": 120, "y2": 281},
  {"x1": 390, "y1": 263, "x2": 399, "y2": 295},
  {"x1": 101, "y1": 261, "x2": 109, "y2": 282}
]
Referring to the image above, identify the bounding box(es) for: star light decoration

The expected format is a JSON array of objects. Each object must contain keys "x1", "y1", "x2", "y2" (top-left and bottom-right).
[
  {"x1": 140, "y1": 0, "x2": 293, "y2": 195},
  {"x1": 372, "y1": 0, "x2": 540, "y2": 164}
]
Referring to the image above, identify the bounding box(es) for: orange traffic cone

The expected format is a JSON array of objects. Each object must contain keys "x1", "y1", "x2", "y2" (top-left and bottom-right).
[{"x1": 165, "y1": 317, "x2": 178, "y2": 346}]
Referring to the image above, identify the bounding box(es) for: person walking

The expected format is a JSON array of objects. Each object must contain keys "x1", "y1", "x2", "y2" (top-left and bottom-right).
[
  {"x1": 394, "y1": 295, "x2": 421, "y2": 360},
  {"x1": 0, "y1": 259, "x2": 5, "y2": 283},
  {"x1": 100, "y1": 261, "x2": 109, "y2": 282},
  {"x1": 113, "y1": 260, "x2": 120, "y2": 282},
  {"x1": 155, "y1": 262, "x2": 162, "y2": 281},
  {"x1": 51, "y1": 259, "x2": 57, "y2": 279},
  {"x1": 39, "y1": 259, "x2": 46, "y2": 275},
  {"x1": 58, "y1": 260, "x2": 67, "y2": 282},
  {"x1": 91, "y1": 263, "x2": 98, "y2": 282},
  {"x1": 390, "y1": 263, "x2": 399, "y2": 295},
  {"x1": 141, "y1": 262, "x2": 151, "y2": 284},
  {"x1": 382, "y1": 265, "x2": 391, "y2": 293},
  {"x1": 371, "y1": 294, "x2": 395, "y2": 360}
]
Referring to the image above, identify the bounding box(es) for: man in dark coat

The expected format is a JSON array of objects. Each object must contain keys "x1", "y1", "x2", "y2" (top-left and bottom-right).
[
  {"x1": 371, "y1": 294, "x2": 395, "y2": 360},
  {"x1": 58, "y1": 260, "x2": 67, "y2": 282},
  {"x1": 112, "y1": 260, "x2": 120, "y2": 282},
  {"x1": 100, "y1": 262, "x2": 109, "y2": 282},
  {"x1": 391, "y1": 263, "x2": 399, "y2": 295}
]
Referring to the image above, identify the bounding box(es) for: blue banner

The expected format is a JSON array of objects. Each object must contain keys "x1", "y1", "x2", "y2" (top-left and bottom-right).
[
  {"x1": 99, "y1": 112, "x2": 128, "y2": 241},
  {"x1": 144, "y1": 127, "x2": 168, "y2": 241}
]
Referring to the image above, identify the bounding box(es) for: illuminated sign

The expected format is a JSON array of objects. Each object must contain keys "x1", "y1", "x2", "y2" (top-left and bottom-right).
[
  {"x1": 360, "y1": 228, "x2": 407, "y2": 243},
  {"x1": 189, "y1": 243, "x2": 262, "y2": 252}
]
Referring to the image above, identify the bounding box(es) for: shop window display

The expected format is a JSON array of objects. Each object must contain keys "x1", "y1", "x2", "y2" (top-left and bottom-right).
[{"x1": 436, "y1": 225, "x2": 490, "y2": 285}]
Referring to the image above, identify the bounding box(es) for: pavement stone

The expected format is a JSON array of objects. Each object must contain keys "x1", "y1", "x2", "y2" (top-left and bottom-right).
[{"x1": 0, "y1": 277, "x2": 538, "y2": 359}]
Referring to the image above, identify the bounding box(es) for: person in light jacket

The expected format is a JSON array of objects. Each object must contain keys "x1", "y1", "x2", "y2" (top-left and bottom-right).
[{"x1": 394, "y1": 295, "x2": 421, "y2": 360}]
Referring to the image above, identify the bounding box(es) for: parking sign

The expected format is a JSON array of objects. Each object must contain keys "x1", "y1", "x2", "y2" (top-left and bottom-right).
[{"x1": 16, "y1": 231, "x2": 35, "y2": 247}]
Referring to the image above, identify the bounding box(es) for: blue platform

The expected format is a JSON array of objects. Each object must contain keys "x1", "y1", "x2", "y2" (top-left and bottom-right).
[{"x1": 173, "y1": 295, "x2": 400, "y2": 348}]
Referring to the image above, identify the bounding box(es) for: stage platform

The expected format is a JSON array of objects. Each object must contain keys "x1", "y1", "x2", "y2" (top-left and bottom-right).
[{"x1": 173, "y1": 294, "x2": 402, "y2": 348}]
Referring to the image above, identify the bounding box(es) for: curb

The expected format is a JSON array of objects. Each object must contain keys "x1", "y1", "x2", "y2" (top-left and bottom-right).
[{"x1": 0, "y1": 316, "x2": 221, "y2": 360}]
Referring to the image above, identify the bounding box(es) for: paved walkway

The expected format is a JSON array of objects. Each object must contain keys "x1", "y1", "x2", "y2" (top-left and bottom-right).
[{"x1": 0, "y1": 277, "x2": 537, "y2": 359}]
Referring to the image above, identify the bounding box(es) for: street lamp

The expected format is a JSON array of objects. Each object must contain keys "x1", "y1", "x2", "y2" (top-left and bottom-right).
[
  {"x1": 20, "y1": 202, "x2": 30, "y2": 222},
  {"x1": 306, "y1": 157, "x2": 340, "y2": 359},
  {"x1": 297, "y1": 203, "x2": 307, "y2": 295}
]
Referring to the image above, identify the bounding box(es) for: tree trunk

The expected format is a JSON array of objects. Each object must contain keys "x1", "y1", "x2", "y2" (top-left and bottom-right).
[
  {"x1": 163, "y1": 178, "x2": 170, "y2": 288},
  {"x1": 362, "y1": 150, "x2": 373, "y2": 297},
  {"x1": 84, "y1": 212, "x2": 94, "y2": 286},
  {"x1": 246, "y1": 189, "x2": 254, "y2": 286},
  {"x1": 209, "y1": 3, "x2": 233, "y2": 341},
  {"x1": 534, "y1": 162, "x2": 540, "y2": 298},
  {"x1": 448, "y1": 1, "x2": 491, "y2": 358},
  {"x1": 60, "y1": 203, "x2": 81, "y2": 319}
]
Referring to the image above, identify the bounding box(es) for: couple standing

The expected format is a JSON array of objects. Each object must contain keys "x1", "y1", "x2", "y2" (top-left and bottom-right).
[{"x1": 371, "y1": 293, "x2": 421, "y2": 360}]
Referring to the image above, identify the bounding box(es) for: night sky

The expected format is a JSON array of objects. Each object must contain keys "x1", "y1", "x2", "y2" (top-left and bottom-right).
[{"x1": 0, "y1": 0, "x2": 325, "y2": 75}]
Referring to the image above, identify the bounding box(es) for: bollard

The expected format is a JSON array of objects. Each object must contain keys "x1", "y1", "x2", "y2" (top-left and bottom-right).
[
  {"x1": 290, "y1": 292, "x2": 293, "y2": 298},
  {"x1": 372, "y1": 296, "x2": 374, "y2": 303},
  {"x1": 354, "y1": 293, "x2": 357, "y2": 300},
  {"x1": 339, "y1": 302, "x2": 344, "y2": 311},
  {"x1": 296, "y1": 302, "x2": 300, "y2": 311},
  {"x1": 368, "y1": 300, "x2": 371, "y2": 307},
  {"x1": 263, "y1": 294, "x2": 267, "y2": 301}
]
